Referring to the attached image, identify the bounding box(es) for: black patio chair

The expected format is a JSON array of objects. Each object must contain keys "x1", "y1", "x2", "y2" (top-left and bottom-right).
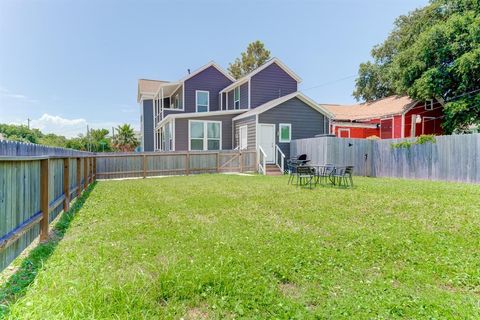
[
  {"x1": 317, "y1": 163, "x2": 335, "y2": 185},
  {"x1": 331, "y1": 166, "x2": 354, "y2": 188},
  {"x1": 296, "y1": 166, "x2": 315, "y2": 189},
  {"x1": 287, "y1": 154, "x2": 311, "y2": 184}
]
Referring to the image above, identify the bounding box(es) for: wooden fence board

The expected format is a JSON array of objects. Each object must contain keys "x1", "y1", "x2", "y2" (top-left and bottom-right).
[
  {"x1": 291, "y1": 134, "x2": 480, "y2": 183},
  {"x1": 0, "y1": 141, "x2": 94, "y2": 272}
]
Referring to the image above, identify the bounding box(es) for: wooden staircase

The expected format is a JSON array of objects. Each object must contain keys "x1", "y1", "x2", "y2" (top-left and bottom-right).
[{"x1": 266, "y1": 164, "x2": 283, "y2": 176}]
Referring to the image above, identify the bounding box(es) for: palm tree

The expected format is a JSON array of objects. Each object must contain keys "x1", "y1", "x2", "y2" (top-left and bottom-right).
[{"x1": 112, "y1": 124, "x2": 139, "y2": 152}]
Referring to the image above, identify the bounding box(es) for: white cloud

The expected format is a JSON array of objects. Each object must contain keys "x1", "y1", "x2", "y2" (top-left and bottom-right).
[
  {"x1": 30, "y1": 114, "x2": 88, "y2": 138},
  {"x1": 0, "y1": 85, "x2": 38, "y2": 103},
  {"x1": 25, "y1": 113, "x2": 139, "y2": 138}
]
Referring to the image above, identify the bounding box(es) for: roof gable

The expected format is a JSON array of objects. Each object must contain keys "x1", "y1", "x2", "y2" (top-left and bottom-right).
[
  {"x1": 179, "y1": 61, "x2": 235, "y2": 83},
  {"x1": 233, "y1": 92, "x2": 333, "y2": 121},
  {"x1": 221, "y1": 58, "x2": 302, "y2": 93}
]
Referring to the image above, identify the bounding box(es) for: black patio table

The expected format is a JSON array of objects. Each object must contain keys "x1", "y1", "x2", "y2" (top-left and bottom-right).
[{"x1": 309, "y1": 164, "x2": 348, "y2": 185}]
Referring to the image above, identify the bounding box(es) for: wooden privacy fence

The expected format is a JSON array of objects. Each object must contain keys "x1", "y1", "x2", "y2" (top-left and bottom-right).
[
  {"x1": 0, "y1": 140, "x2": 96, "y2": 272},
  {"x1": 95, "y1": 149, "x2": 257, "y2": 179},
  {"x1": 291, "y1": 134, "x2": 480, "y2": 183}
]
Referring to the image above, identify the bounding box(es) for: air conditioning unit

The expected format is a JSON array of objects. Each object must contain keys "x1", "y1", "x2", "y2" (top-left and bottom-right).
[{"x1": 425, "y1": 99, "x2": 434, "y2": 110}]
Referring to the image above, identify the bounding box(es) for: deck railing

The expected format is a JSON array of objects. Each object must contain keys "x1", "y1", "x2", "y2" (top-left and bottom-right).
[
  {"x1": 275, "y1": 145, "x2": 285, "y2": 174},
  {"x1": 257, "y1": 146, "x2": 267, "y2": 175}
]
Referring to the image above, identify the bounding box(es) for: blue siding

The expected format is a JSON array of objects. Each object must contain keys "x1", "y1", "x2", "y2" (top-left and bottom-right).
[
  {"x1": 250, "y1": 62, "x2": 298, "y2": 108},
  {"x1": 142, "y1": 99, "x2": 154, "y2": 152},
  {"x1": 258, "y1": 97, "x2": 328, "y2": 158},
  {"x1": 184, "y1": 66, "x2": 233, "y2": 112}
]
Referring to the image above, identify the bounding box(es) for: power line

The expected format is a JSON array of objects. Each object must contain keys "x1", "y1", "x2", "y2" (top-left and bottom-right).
[{"x1": 302, "y1": 75, "x2": 357, "y2": 92}]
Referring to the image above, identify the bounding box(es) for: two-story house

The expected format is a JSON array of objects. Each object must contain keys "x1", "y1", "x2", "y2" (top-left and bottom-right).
[{"x1": 137, "y1": 58, "x2": 333, "y2": 162}]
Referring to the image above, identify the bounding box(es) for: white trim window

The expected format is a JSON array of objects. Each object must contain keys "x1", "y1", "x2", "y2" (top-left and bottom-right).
[
  {"x1": 239, "y1": 125, "x2": 248, "y2": 150},
  {"x1": 189, "y1": 120, "x2": 221, "y2": 151},
  {"x1": 233, "y1": 87, "x2": 240, "y2": 109},
  {"x1": 196, "y1": 90, "x2": 209, "y2": 112},
  {"x1": 279, "y1": 123, "x2": 292, "y2": 143},
  {"x1": 173, "y1": 93, "x2": 180, "y2": 109},
  {"x1": 425, "y1": 99, "x2": 434, "y2": 110}
]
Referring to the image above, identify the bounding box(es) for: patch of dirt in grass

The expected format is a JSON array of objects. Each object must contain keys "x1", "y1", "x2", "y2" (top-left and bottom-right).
[
  {"x1": 279, "y1": 282, "x2": 303, "y2": 300},
  {"x1": 193, "y1": 214, "x2": 216, "y2": 225},
  {"x1": 182, "y1": 305, "x2": 209, "y2": 320}
]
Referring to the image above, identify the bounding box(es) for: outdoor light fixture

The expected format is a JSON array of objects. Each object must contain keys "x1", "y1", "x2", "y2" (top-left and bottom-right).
[{"x1": 416, "y1": 115, "x2": 422, "y2": 124}]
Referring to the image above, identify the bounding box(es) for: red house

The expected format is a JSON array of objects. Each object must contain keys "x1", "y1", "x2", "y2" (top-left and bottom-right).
[{"x1": 322, "y1": 96, "x2": 444, "y2": 139}]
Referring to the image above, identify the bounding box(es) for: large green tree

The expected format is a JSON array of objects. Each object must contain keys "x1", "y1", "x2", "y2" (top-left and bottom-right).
[
  {"x1": 354, "y1": 0, "x2": 480, "y2": 133},
  {"x1": 228, "y1": 41, "x2": 271, "y2": 79}
]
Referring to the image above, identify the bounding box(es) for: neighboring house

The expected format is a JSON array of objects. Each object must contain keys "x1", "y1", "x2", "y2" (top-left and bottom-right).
[
  {"x1": 322, "y1": 96, "x2": 444, "y2": 139},
  {"x1": 137, "y1": 58, "x2": 332, "y2": 162}
]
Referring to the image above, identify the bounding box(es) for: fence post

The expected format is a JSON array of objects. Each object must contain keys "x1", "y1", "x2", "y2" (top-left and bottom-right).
[
  {"x1": 143, "y1": 154, "x2": 147, "y2": 178},
  {"x1": 89, "y1": 157, "x2": 93, "y2": 184},
  {"x1": 186, "y1": 153, "x2": 190, "y2": 175},
  {"x1": 63, "y1": 158, "x2": 70, "y2": 212},
  {"x1": 93, "y1": 156, "x2": 97, "y2": 181},
  {"x1": 239, "y1": 151, "x2": 243, "y2": 173},
  {"x1": 40, "y1": 159, "x2": 49, "y2": 242},
  {"x1": 76, "y1": 157, "x2": 81, "y2": 197},
  {"x1": 83, "y1": 157, "x2": 88, "y2": 190},
  {"x1": 216, "y1": 152, "x2": 220, "y2": 173}
]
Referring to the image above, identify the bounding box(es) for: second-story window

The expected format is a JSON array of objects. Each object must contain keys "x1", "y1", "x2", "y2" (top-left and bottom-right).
[
  {"x1": 234, "y1": 87, "x2": 240, "y2": 109},
  {"x1": 173, "y1": 94, "x2": 180, "y2": 109},
  {"x1": 196, "y1": 90, "x2": 209, "y2": 112}
]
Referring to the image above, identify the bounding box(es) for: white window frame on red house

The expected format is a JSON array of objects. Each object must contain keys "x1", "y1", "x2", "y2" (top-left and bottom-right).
[
  {"x1": 338, "y1": 128, "x2": 350, "y2": 138},
  {"x1": 422, "y1": 116, "x2": 435, "y2": 135},
  {"x1": 380, "y1": 117, "x2": 394, "y2": 139}
]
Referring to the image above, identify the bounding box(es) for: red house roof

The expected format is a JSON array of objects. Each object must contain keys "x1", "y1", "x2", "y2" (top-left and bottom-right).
[{"x1": 322, "y1": 95, "x2": 417, "y2": 121}]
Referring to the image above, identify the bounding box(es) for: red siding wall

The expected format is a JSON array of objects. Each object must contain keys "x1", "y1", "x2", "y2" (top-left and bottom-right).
[
  {"x1": 331, "y1": 101, "x2": 444, "y2": 139},
  {"x1": 333, "y1": 125, "x2": 379, "y2": 138},
  {"x1": 404, "y1": 102, "x2": 443, "y2": 137}
]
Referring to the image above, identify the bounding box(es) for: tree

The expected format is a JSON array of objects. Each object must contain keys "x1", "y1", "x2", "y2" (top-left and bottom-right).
[
  {"x1": 112, "y1": 124, "x2": 139, "y2": 152},
  {"x1": 353, "y1": 0, "x2": 480, "y2": 133},
  {"x1": 228, "y1": 41, "x2": 271, "y2": 79}
]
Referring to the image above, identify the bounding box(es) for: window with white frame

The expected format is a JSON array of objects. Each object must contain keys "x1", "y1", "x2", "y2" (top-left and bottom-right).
[
  {"x1": 233, "y1": 87, "x2": 240, "y2": 109},
  {"x1": 279, "y1": 123, "x2": 291, "y2": 143},
  {"x1": 425, "y1": 99, "x2": 434, "y2": 110},
  {"x1": 239, "y1": 125, "x2": 248, "y2": 150},
  {"x1": 196, "y1": 90, "x2": 209, "y2": 112},
  {"x1": 173, "y1": 93, "x2": 180, "y2": 109},
  {"x1": 189, "y1": 120, "x2": 221, "y2": 151}
]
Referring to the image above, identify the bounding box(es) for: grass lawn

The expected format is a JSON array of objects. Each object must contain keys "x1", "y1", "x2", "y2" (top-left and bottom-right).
[{"x1": 3, "y1": 175, "x2": 480, "y2": 319}]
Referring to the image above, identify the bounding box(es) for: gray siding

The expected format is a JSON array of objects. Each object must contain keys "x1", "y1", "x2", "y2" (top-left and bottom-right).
[
  {"x1": 250, "y1": 62, "x2": 298, "y2": 108},
  {"x1": 174, "y1": 114, "x2": 238, "y2": 151},
  {"x1": 184, "y1": 66, "x2": 233, "y2": 113},
  {"x1": 233, "y1": 115, "x2": 256, "y2": 149},
  {"x1": 142, "y1": 99, "x2": 154, "y2": 152},
  {"x1": 258, "y1": 97, "x2": 328, "y2": 158}
]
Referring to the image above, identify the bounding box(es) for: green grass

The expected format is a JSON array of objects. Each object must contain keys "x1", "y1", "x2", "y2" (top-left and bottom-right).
[{"x1": 3, "y1": 175, "x2": 480, "y2": 319}]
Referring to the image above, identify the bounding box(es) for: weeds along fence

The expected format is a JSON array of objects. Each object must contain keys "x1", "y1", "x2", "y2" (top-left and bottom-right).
[
  {"x1": 95, "y1": 149, "x2": 257, "y2": 179},
  {"x1": 0, "y1": 141, "x2": 95, "y2": 272},
  {"x1": 291, "y1": 134, "x2": 480, "y2": 183}
]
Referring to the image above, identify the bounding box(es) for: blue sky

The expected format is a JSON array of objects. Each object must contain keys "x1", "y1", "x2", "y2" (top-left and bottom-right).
[{"x1": 0, "y1": 0, "x2": 428, "y2": 137}]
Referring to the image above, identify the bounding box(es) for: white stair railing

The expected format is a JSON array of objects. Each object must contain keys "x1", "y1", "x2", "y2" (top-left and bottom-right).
[
  {"x1": 275, "y1": 145, "x2": 285, "y2": 174},
  {"x1": 257, "y1": 146, "x2": 267, "y2": 175}
]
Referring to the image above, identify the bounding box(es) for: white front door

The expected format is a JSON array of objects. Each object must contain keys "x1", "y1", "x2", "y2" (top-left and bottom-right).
[{"x1": 258, "y1": 124, "x2": 275, "y2": 163}]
